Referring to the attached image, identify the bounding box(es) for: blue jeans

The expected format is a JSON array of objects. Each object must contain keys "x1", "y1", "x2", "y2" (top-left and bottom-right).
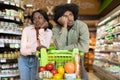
[{"x1": 18, "y1": 55, "x2": 38, "y2": 80}]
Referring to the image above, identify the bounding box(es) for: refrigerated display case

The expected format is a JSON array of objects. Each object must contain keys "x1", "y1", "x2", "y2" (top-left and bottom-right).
[{"x1": 94, "y1": 5, "x2": 120, "y2": 80}]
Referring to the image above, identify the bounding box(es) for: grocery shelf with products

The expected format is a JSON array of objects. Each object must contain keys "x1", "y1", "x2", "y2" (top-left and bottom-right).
[
  {"x1": 23, "y1": 4, "x2": 33, "y2": 26},
  {"x1": 0, "y1": 0, "x2": 24, "y2": 80},
  {"x1": 94, "y1": 5, "x2": 120, "y2": 80},
  {"x1": 0, "y1": 0, "x2": 24, "y2": 25}
]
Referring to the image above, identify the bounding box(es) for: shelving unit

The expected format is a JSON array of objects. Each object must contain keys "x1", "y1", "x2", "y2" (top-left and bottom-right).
[
  {"x1": 0, "y1": 16, "x2": 23, "y2": 25},
  {"x1": 93, "y1": 65, "x2": 119, "y2": 80},
  {"x1": 0, "y1": 0, "x2": 24, "y2": 80},
  {"x1": 0, "y1": 1, "x2": 25, "y2": 10},
  {"x1": 94, "y1": 58, "x2": 120, "y2": 65},
  {"x1": 94, "y1": 5, "x2": 120, "y2": 80}
]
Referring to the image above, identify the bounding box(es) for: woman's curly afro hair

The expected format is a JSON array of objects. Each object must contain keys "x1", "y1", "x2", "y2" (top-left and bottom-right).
[{"x1": 54, "y1": 3, "x2": 79, "y2": 25}]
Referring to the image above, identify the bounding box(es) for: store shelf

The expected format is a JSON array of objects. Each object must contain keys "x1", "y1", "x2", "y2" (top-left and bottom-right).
[
  {"x1": 95, "y1": 50, "x2": 120, "y2": 53},
  {"x1": 0, "y1": 73, "x2": 19, "y2": 77},
  {"x1": 0, "y1": 1, "x2": 24, "y2": 11},
  {"x1": 95, "y1": 6, "x2": 120, "y2": 80},
  {"x1": 1, "y1": 67, "x2": 18, "y2": 70},
  {"x1": 0, "y1": 31, "x2": 21, "y2": 36},
  {"x1": 97, "y1": 32, "x2": 120, "y2": 40},
  {"x1": 0, "y1": 16, "x2": 23, "y2": 25},
  {"x1": 0, "y1": 58, "x2": 18, "y2": 63},
  {"x1": 94, "y1": 58, "x2": 120, "y2": 65},
  {"x1": 113, "y1": 32, "x2": 120, "y2": 35},
  {"x1": 0, "y1": 1, "x2": 22, "y2": 80},
  {"x1": 106, "y1": 23, "x2": 120, "y2": 31},
  {"x1": 93, "y1": 65, "x2": 119, "y2": 80},
  {"x1": 0, "y1": 47, "x2": 20, "y2": 53}
]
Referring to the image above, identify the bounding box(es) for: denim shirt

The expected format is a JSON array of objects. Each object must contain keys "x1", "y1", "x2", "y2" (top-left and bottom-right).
[{"x1": 52, "y1": 20, "x2": 89, "y2": 52}]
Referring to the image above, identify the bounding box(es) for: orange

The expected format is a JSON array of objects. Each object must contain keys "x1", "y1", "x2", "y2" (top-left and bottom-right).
[{"x1": 64, "y1": 62, "x2": 75, "y2": 73}]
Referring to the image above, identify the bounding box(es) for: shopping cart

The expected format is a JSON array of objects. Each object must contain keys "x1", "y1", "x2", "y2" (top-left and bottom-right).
[
  {"x1": 36, "y1": 48, "x2": 86, "y2": 80},
  {"x1": 36, "y1": 48, "x2": 83, "y2": 67}
]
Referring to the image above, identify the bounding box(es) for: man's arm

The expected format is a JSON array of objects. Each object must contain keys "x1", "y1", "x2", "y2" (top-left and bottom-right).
[
  {"x1": 52, "y1": 27, "x2": 68, "y2": 50},
  {"x1": 63, "y1": 22, "x2": 89, "y2": 52}
]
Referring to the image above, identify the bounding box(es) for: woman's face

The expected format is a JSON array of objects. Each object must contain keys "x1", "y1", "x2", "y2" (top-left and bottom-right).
[{"x1": 33, "y1": 12, "x2": 46, "y2": 28}]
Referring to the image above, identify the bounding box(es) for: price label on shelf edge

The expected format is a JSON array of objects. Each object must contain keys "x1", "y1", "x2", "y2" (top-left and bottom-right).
[
  {"x1": 4, "y1": 1, "x2": 9, "y2": 5},
  {"x1": 9, "y1": 16, "x2": 14, "y2": 20},
  {"x1": 0, "y1": 42, "x2": 5, "y2": 47},
  {"x1": 16, "y1": 18, "x2": 20, "y2": 22},
  {"x1": 0, "y1": 58, "x2": 6, "y2": 63},
  {"x1": 10, "y1": 2, "x2": 15, "y2": 6},
  {"x1": 4, "y1": 16, "x2": 9, "y2": 19},
  {"x1": 16, "y1": 4, "x2": 19, "y2": 7}
]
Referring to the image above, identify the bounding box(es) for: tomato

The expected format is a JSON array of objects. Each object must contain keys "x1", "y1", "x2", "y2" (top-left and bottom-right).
[
  {"x1": 57, "y1": 66, "x2": 64, "y2": 74},
  {"x1": 51, "y1": 69, "x2": 58, "y2": 75},
  {"x1": 38, "y1": 66, "x2": 46, "y2": 72},
  {"x1": 45, "y1": 63, "x2": 54, "y2": 71}
]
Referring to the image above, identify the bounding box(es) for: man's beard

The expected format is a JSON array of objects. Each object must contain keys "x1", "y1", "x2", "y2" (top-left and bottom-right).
[{"x1": 67, "y1": 24, "x2": 73, "y2": 30}]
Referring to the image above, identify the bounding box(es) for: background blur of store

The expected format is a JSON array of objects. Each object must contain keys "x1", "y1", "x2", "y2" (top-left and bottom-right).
[{"x1": 0, "y1": 0, "x2": 120, "y2": 80}]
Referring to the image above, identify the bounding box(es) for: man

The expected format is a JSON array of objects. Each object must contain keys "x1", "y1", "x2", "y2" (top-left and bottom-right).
[{"x1": 52, "y1": 3, "x2": 89, "y2": 80}]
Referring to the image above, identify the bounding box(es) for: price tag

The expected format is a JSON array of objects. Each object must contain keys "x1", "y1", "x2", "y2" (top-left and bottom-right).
[
  {"x1": 16, "y1": 18, "x2": 20, "y2": 21},
  {"x1": 0, "y1": 58, "x2": 6, "y2": 63},
  {"x1": 0, "y1": 43, "x2": 4, "y2": 47},
  {"x1": 95, "y1": 50, "x2": 100, "y2": 52},
  {"x1": 21, "y1": 7, "x2": 25, "y2": 10},
  {"x1": 1, "y1": 0, "x2": 4, "y2": 2},
  {"x1": 16, "y1": 4, "x2": 19, "y2": 7},
  {"x1": 4, "y1": 16, "x2": 9, "y2": 19},
  {"x1": 10, "y1": 2, "x2": 15, "y2": 6},
  {"x1": 9, "y1": 16, "x2": 14, "y2": 20},
  {"x1": 4, "y1": 1, "x2": 9, "y2": 4}
]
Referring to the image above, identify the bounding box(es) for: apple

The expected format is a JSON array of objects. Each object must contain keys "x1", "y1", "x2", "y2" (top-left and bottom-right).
[
  {"x1": 38, "y1": 66, "x2": 46, "y2": 72},
  {"x1": 51, "y1": 69, "x2": 58, "y2": 75},
  {"x1": 45, "y1": 63, "x2": 54, "y2": 71}
]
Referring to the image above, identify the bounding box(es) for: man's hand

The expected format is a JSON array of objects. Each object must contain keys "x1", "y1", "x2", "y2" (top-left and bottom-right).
[{"x1": 58, "y1": 16, "x2": 68, "y2": 28}]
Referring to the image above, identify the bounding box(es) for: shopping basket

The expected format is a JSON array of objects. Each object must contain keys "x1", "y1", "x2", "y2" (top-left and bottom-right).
[
  {"x1": 36, "y1": 48, "x2": 86, "y2": 80},
  {"x1": 36, "y1": 48, "x2": 83, "y2": 67}
]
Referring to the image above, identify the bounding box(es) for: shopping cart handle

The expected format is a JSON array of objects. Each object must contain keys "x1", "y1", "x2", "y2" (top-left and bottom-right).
[{"x1": 36, "y1": 50, "x2": 41, "y2": 58}]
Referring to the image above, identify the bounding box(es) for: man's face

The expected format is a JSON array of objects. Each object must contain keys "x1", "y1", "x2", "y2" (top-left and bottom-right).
[{"x1": 63, "y1": 11, "x2": 74, "y2": 27}]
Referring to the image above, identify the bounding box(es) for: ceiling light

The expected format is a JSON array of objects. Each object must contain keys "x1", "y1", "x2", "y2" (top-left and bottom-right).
[
  {"x1": 67, "y1": 0, "x2": 71, "y2": 4},
  {"x1": 26, "y1": 4, "x2": 33, "y2": 7}
]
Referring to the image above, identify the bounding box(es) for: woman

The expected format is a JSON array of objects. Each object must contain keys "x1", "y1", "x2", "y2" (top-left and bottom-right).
[{"x1": 18, "y1": 9, "x2": 52, "y2": 80}]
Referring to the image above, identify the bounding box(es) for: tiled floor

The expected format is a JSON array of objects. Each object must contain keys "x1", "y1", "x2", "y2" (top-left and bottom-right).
[{"x1": 88, "y1": 72, "x2": 101, "y2": 80}]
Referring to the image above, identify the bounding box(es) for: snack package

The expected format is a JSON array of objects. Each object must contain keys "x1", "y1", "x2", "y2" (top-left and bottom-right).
[{"x1": 75, "y1": 53, "x2": 81, "y2": 78}]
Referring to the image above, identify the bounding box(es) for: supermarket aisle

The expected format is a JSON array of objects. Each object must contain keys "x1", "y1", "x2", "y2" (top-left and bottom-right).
[{"x1": 88, "y1": 72, "x2": 101, "y2": 80}]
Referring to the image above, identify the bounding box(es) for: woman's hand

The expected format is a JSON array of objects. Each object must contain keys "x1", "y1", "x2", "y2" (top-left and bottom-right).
[
  {"x1": 58, "y1": 16, "x2": 68, "y2": 28},
  {"x1": 41, "y1": 21, "x2": 48, "y2": 29},
  {"x1": 36, "y1": 45, "x2": 47, "y2": 51}
]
